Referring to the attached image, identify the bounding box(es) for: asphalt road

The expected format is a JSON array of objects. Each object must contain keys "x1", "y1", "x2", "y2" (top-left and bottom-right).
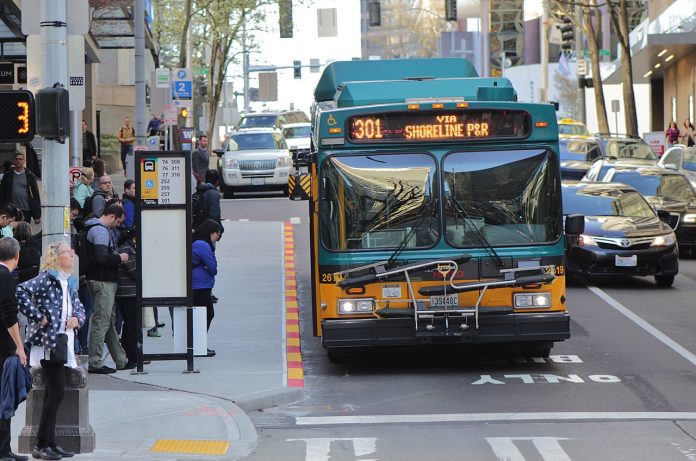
[{"x1": 222, "y1": 196, "x2": 696, "y2": 461}]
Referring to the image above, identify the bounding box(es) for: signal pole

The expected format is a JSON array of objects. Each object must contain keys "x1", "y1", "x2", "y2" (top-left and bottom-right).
[
  {"x1": 41, "y1": 0, "x2": 69, "y2": 249},
  {"x1": 575, "y1": 4, "x2": 586, "y2": 123},
  {"x1": 540, "y1": 0, "x2": 549, "y2": 102}
]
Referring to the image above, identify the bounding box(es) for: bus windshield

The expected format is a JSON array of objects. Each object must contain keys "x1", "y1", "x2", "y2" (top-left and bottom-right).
[
  {"x1": 320, "y1": 153, "x2": 439, "y2": 250},
  {"x1": 443, "y1": 149, "x2": 561, "y2": 247}
]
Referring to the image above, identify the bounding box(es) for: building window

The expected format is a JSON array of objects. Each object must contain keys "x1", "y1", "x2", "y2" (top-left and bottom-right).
[{"x1": 672, "y1": 96, "x2": 677, "y2": 122}]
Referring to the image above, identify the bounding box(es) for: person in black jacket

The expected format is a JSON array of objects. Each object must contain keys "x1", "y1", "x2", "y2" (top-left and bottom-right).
[
  {"x1": 0, "y1": 237, "x2": 28, "y2": 461},
  {"x1": 13, "y1": 223, "x2": 40, "y2": 284},
  {"x1": 0, "y1": 153, "x2": 41, "y2": 224},
  {"x1": 82, "y1": 120, "x2": 98, "y2": 166},
  {"x1": 195, "y1": 170, "x2": 224, "y2": 237}
]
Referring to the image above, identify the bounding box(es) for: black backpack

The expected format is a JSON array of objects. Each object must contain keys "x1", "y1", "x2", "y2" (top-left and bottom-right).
[
  {"x1": 76, "y1": 222, "x2": 103, "y2": 277},
  {"x1": 191, "y1": 190, "x2": 207, "y2": 230}
]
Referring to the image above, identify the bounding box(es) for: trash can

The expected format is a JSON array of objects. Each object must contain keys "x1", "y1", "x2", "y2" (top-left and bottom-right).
[{"x1": 172, "y1": 306, "x2": 207, "y2": 356}]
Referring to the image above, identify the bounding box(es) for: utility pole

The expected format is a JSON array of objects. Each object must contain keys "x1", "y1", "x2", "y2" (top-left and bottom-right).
[
  {"x1": 41, "y1": 0, "x2": 69, "y2": 249},
  {"x1": 186, "y1": 20, "x2": 194, "y2": 128},
  {"x1": 242, "y1": 19, "x2": 250, "y2": 114},
  {"x1": 575, "y1": 3, "x2": 586, "y2": 123},
  {"x1": 540, "y1": 0, "x2": 549, "y2": 102},
  {"x1": 134, "y1": 0, "x2": 146, "y2": 178},
  {"x1": 480, "y1": 0, "x2": 490, "y2": 76}
]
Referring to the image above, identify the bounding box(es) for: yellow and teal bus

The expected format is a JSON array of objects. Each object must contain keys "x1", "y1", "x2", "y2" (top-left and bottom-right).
[{"x1": 291, "y1": 58, "x2": 583, "y2": 359}]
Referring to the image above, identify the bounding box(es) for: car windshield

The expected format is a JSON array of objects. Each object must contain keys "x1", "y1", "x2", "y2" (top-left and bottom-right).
[
  {"x1": 558, "y1": 124, "x2": 589, "y2": 136},
  {"x1": 562, "y1": 187, "x2": 655, "y2": 218},
  {"x1": 320, "y1": 154, "x2": 439, "y2": 250},
  {"x1": 684, "y1": 149, "x2": 696, "y2": 171},
  {"x1": 604, "y1": 140, "x2": 656, "y2": 160},
  {"x1": 283, "y1": 126, "x2": 311, "y2": 139},
  {"x1": 612, "y1": 173, "x2": 696, "y2": 201},
  {"x1": 443, "y1": 149, "x2": 561, "y2": 247},
  {"x1": 559, "y1": 140, "x2": 600, "y2": 161},
  {"x1": 239, "y1": 115, "x2": 277, "y2": 128},
  {"x1": 231, "y1": 133, "x2": 284, "y2": 150}
]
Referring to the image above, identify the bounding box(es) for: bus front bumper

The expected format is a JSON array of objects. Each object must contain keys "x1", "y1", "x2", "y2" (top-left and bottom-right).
[{"x1": 321, "y1": 312, "x2": 569, "y2": 349}]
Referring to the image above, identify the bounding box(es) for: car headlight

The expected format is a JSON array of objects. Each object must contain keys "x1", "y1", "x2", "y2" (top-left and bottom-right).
[
  {"x1": 337, "y1": 298, "x2": 374, "y2": 314},
  {"x1": 514, "y1": 292, "x2": 551, "y2": 309},
  {"x1": 578, "y1": 234, "x2": 596, "y2": 246},
  {"x1": 651, "y1": 232, "x2": 676, "y2": 246},
  {"x1": 225, "y1": 157, "x2": 239, "y2": 169},
  {"x1": 683, "y1": 213, "x2": 696, "y2": 224},
  {"x1": 276, "y1": 155, "x2": 290, "y2": 168}
]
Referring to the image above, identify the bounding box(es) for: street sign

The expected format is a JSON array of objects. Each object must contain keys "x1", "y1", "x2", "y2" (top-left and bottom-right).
[
  {"x1": 548, "y1": 25, "x2": 562, "y2": 45},
  {"x1": 69, "y1": 167, "x2": 82, "y2": 187},
  {"x1": 577, "y1": 59, "x2": 587, "y2": 76},
  {"x1": 147, "y1": 136, "x2": 161, "y2": 151},
  {"x1": 172, "y1": 68, "x2": 193, "y2": 100},
  {"x1": 611, "y1": 99, "x2": 620, "y2": 113},
  {"x1": 599, "y1": 49, "x2": 610, "y2": 56},
  {"x1": 193, "y1": 67, "x2": 209, "y2": 76},
  {"x1": 155, "y1": 68, "x2": 170, "y2": 88},
  {"x1": 0, "y1": 63, "x2": 14, "y2": 84},
  {"x1": 163, "y1": 104, "x2": 177, "y2": 124}
]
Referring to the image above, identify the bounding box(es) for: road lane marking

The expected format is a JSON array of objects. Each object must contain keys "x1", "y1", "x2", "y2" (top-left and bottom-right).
[
  {"x1": 587, "y1": 285, "x2": 696, "y2": 368},
  {"x1": 487, "y1": 437, "x2": 571, "y2": 461},
  {"x1": 295, "y1": 412, "x2": 696, "y2": 426}
]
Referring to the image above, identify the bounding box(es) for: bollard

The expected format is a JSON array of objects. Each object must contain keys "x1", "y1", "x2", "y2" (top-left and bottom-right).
[{"x1": 19, "y1": 365, "x2": 95, "y2": 453}]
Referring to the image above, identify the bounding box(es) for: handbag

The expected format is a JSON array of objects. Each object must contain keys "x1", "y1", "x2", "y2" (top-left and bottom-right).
[{"x1": 49, "y1": 333, "x2": 68, "y2": 365}]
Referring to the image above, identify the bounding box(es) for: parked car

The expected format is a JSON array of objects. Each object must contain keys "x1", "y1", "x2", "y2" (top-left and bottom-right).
[
  {"x1": 562, "y1": 181, "x2": 678, "y2": 286},
  {"x1": 558, "y1": 118, "x2": 590, "y2": 138},
  {"x1": 582, "y1": 136, "x2": 658, "y2": 181},
  {"x1": 218, "y1": 128, "x2": 291, "y2": 198},
  {"x1": 236, "y1": 110, "x2": 309, "y2": 131},
  {"x1": 559, "y1": 137, "x2": 601, "y2": 180},
  {"x1": 658, "y1": 144, "x2": 696, "y2": 189},
  {"x1": 599, "y1": 166, "x2": 696, "y2": 253},
  {"x1": 282, "y1": 122, "x2": 311, "y2": 166}
]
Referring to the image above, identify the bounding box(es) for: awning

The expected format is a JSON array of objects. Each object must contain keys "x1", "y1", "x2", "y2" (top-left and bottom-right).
[{"x1": 90, "y1": 4, "x2": 157, "y2": 57}]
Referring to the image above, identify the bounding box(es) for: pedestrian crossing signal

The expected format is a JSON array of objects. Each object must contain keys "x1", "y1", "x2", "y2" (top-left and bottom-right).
[{"x1": 0, "y1": 90, "x2": 35, "y2": 143}]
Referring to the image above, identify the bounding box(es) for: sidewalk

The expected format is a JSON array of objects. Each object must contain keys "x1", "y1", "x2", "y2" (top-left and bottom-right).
[{"x1": 12, "y1": 220, "x2": 301, "y2": 459}]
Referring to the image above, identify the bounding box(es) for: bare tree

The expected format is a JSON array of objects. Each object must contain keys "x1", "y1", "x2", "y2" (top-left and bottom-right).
[
  {"x1": 584, "y1": 1, "x2": 610, "y2": 134},
  {"x1": 608, "y1": 0, "x2": 638, "y2": 136},
  {"x1": 553, "y1": 71, "x2": 579, "y2": 118}
]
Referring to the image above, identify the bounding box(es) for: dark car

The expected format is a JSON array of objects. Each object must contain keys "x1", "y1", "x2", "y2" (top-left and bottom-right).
[
  {"x1": 562, "y1": 181, "x2": 678, "y2": 286},
  {"x1": 559, "y1": 137, "x2": 601, "y2": 180},
  {"x1": 582, "y1": 136, "x2": 658, "y2": 181},
  {"x1": 599, "y1": 167, "x2": 696, "y2": 253}
]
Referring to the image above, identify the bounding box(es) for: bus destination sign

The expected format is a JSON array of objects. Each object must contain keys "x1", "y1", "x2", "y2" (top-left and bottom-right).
[{"x1": 347, "y1": 109, "x2": 530, "y2": 143}]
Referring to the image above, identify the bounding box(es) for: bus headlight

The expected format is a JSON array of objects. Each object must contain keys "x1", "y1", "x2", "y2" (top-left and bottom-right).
[
  {"x1": 651, "y1": 233, "x2": 676, "y2": 246},
  {"x1": 337, "y1": 298, "x2": 374, "y2": 314},
  {"x1": 514, "y1": 292, "x2": 551, "y2": 308},
  {"x1": 683, "y1": 213, "x2": 696, "y2": 224}
]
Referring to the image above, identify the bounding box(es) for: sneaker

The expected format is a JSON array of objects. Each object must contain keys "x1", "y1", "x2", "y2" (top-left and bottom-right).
[
  {"x1": 50, "y1": 445, "x2": 74, "y2": 457},
  {"x1": 118, "y1": 361, "x2": 137, "y2": 370},
  {"x1": 31, "y1": 445, "x2": 61, "y2": 460},
  {"x1": 147, "y1": 328, "x2": 161, "y2": 337},
  {"x1": 206, "y1": 349, "x2": 216, "y2": 357},
  {"x1": 88, "y1": 366, "x2": 116, "y2": 374},
  {"x1": 156, "y1": 322, "x2": 166, "y2": 328},
  {"x1": 211, "y1": 294, "x2": 219, "y2": 304}
]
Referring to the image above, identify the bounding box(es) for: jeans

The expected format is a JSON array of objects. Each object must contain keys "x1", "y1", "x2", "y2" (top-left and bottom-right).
[
  {"x1": 36, "y1": 360, "x2": 66, "y2": 448},
  {"x1": 77, "y1": 283, "x2": 93, "y2": 353},
  {"x1": 120, "y1": 144, "x2": 133, "y2": 171},
  {"x1": 0, "y1": 356, "x2": 10, "y2": 453},
  {"x1": 87, "y1": 280, "x2": 127, "y2": 369}
]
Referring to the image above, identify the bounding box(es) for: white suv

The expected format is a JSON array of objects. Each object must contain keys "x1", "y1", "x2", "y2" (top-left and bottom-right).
[{"x1": 219, "y1": 129, "x2": 291, "y2": 198}]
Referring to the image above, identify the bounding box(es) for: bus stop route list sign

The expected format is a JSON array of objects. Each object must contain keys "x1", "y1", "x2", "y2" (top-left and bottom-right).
[{"x1": 140, "y1": 156, "x2": 186, "y2": 205}]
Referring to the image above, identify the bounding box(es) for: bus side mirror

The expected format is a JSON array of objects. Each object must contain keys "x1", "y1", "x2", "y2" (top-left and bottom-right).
[{"x1": 565, "y1": 214, "x2": 584, "y2": 235}]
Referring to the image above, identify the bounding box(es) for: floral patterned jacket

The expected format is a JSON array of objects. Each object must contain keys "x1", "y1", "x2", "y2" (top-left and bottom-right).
[{"x1": 17, "y1": 270, "x2": 86, "y2": 351}]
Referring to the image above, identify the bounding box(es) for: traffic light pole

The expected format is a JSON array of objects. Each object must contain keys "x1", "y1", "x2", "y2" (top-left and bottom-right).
[
  {"x1": 575, "y1": 4, "x2": 586, "y2": 124},
  {"x1": 40, "y1": 0, "x2": 70, "y2": 250},
  {"x1": 134, "y1": 0, "x2": 147, "y2": 166}
]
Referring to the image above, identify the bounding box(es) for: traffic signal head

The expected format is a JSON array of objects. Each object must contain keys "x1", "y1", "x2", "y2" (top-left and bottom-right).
[
  {"x1": 293, "y1": 60, "x2": 301, "y2": 79},
  {"x1": 560, "y1": 16, "x2": 574, "y2": 51},
  {"x1": 445, "y1": 0, "x2": 457, "y2": 21},
  {"x1": 180, "y1": 107, "x2": 188, "y2": 118}
]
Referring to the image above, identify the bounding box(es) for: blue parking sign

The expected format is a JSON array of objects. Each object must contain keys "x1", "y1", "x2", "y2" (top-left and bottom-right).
[
  {"x1": 172, "y1": 80, "x2": 192, "y2": 99},
  {"x1": 145, "y1": 179, "x2": 155, "y2": 189}
]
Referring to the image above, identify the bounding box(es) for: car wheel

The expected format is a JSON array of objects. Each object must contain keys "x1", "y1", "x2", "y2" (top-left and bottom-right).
[
  {"x1": 222, "y1": 183, "x2": 234, "y2": 199},
  {"x1": 655, "y1": 275, "x2": 674, "y2": 287},
  {"x1": 283, "y1": 185, "x2": 289, "y2": 197}
]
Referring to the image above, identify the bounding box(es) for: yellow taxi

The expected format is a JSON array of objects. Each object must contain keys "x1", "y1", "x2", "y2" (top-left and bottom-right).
[{"x1": 558, "y1": 118, "x2": 591, "y2": 138}]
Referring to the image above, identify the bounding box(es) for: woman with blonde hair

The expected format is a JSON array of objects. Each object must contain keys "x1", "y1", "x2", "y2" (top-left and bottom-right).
[
  {"x1": 74, "y1": 167, "x2": 94, "y2": 210},
  {"x1": 17, "y1": 241, "x2": 85, "y2": 459}
]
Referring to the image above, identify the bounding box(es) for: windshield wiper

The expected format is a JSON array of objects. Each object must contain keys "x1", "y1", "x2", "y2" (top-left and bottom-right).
[{"x1": 448, "y1": 194, "x2": 505, "y2": 268}]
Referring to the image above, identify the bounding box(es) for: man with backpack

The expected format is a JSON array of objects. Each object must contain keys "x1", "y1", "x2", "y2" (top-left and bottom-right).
[
  {"x1": 82, "y1": 204, "x2": 133, "y2": 374},
  {"x1": 192, "y1": 169, "x2": 224, "y2": 236}
]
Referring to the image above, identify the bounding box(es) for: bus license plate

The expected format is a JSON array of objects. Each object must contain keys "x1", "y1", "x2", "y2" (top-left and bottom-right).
[
  {"x1": 615, "y1": 255, "x2": 637, "y2": 267},
  {"x1": 430, "y1": 294, "x2": 458, "y2": 308}
]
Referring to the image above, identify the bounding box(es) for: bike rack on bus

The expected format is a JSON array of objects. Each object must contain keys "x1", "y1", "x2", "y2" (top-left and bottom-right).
[{"x1": 337, "y1": 260, "x2": 556, "y2": 334}]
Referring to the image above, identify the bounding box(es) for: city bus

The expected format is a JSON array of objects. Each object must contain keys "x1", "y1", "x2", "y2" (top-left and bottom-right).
[{"x1": 290, "y1": 58, "x2": 583, "y2": 360}]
